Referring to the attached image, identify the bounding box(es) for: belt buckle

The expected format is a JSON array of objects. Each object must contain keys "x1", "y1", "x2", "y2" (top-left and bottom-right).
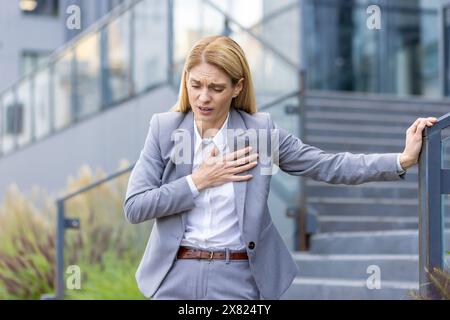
[{"x1": 208, "y1": 251, "x2": 214, "y2": 261}]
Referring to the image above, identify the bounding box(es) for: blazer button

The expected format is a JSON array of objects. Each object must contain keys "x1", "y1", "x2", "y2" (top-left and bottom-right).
[{"x1": 248, "y1": 242, "x2": 256, "y2": 250}]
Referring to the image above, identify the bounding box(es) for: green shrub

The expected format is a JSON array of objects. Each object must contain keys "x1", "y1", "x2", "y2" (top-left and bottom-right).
[{"x1": 0, "y1": 161, "x2": 151, "y2": 300}]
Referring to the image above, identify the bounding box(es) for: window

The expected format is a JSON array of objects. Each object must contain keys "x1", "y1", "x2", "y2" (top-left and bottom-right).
[
  {"x1": 21, "y1": 50, "x2": 51, "y2": 76},
  {"x1": 20, "y1": 0, "x2": 59, "y2": 17},
  {"x1": 1, "y1": 90, "x2": 17, "y2": 154}
]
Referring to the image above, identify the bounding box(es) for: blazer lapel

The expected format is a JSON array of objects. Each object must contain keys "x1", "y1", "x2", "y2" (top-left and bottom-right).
[
  {"x1": 228, "y1": 109, "x2": 248, "y2": 235},
  {"x1": 174, "y1": 111, "x2": 194, "y2": 231}
]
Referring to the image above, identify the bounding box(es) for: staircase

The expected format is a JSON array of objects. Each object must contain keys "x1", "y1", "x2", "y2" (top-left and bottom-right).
[{"x1": 280, "y1": 91, "x2": 450, "y2": 299}]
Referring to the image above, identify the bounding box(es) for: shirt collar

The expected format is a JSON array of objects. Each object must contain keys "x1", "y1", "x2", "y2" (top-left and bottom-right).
[{"x1": 193, "y1": 112, "x2": 230, "y2": 154}]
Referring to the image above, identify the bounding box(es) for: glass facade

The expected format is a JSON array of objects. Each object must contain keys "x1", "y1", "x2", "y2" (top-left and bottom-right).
[{"x1": 304, "y1": 0, "x2": 439, "y2": 96}]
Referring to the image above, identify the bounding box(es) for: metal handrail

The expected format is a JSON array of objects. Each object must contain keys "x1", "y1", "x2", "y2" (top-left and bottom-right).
[
  {"x1": 48, "y1": 164, "x2": 135, "y2": 300},
  {"x1": 418, "y1": 111, "x2": 450, "y2": 299}
]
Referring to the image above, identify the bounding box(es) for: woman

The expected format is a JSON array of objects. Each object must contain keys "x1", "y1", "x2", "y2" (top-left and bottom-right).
[{"x1": 124, "y1": 35, "x2": 437, "y2": 300}]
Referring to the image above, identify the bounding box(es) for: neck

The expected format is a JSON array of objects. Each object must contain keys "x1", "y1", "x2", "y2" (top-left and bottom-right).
[{"x1": 195, "y1": 114, "x2": 227, "y2": 139}]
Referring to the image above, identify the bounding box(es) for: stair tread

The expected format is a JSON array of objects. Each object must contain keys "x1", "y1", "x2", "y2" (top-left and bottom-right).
[
  {"x1": 291, "y1": 277, "x2": 418, "y2": 289},
  {"x1": 292, "y1": 253, "x2": 418, "y2": 260}
]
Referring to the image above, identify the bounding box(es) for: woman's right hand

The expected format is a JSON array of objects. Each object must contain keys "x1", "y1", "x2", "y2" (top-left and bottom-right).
[{"x1": 191, "y1": 146, "x2": 259, "y2": 191}]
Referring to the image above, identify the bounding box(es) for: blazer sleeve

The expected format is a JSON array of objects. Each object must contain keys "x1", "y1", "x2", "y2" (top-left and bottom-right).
[
  {"x1": 267, "y1": 114, "x2": 406, "y2": 184},
  {"x1": 123, "y1": 114, "x2": 196, "y2": 224}
]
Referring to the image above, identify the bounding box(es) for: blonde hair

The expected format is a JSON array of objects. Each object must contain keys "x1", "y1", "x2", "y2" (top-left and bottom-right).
[{"x1": 171, "y1": 35, "x2": 257, "y2": 114}]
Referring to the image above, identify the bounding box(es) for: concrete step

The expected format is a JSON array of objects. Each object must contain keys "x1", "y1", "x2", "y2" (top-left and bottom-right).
[
  {"x1": 306, "y1": 180, "x2": 417, "y2": 190},
  {"x1": 306, "y1": 184, "x2": 418, "y2": 199},
  {"x1": 293, "y1": 253, "x2": 419, "y2": 282},
  {"x1": 316, "y1": 216, "x2": 420, "y2": 232},
  {"x1": 305, "y1": 103, "x2": 446, "y2": 119},
  {"x1": 317, "y1": 216, "x2": 450, "y2": 232},
  {"x1": 306, "y1": 122, "x2": 408, "y2": 135},
  {"x1": 304, "y1": 91, "x2": 450, "y2": 114},
  {"x1": 307, "y1": 128, "x2": 406, "y2": 140},
  {"x1": 307, "y1": 197, "x2": 419, "y2": 217},
  {"x1": 305, "y1": 143, "x2": 403, "y2": 153},
  {"x1": 281, "y1": 277, "x2": 418, "y2": 300},
  {"x1": 306, "y1": 111, "x2": 420, "y2": 124},
  {"x1": 309, "y1": 230, "x2": 450, "y2": 254},
  {"x1": 307, "y1": 135, "x2": 404, "y2": 147}
]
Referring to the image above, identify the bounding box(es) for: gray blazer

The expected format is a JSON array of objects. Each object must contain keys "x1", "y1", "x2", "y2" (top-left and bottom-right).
[{"x1": 123, "y1": 108, "x2": 404, "y2": 299}]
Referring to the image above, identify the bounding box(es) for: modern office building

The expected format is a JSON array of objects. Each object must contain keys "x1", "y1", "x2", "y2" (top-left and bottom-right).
[{"x1": 0, "y1": 0, "x2": 449, "y2": 299}]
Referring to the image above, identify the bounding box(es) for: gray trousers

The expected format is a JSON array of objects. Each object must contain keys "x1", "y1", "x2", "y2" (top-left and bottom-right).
[{"x1": 152, "y1": 248, "x2": 260, "y2": 300}]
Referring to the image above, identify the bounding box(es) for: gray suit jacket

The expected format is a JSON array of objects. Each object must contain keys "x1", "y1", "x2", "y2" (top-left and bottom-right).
[{"x1": 124, "y1": 108, "x2": 404, "y2": 299}]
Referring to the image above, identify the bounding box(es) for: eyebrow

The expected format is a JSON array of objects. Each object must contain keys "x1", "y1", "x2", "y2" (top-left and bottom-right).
[{"x1": 189, "y1": 79, "x2": 227, "y2": 88}]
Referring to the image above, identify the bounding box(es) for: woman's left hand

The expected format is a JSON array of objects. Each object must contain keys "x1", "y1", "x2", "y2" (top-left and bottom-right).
[{"x1": 400, "y1": 117, "x2": 438, "y2": 170}]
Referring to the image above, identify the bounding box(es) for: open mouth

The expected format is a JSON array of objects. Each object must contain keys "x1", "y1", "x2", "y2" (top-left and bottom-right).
[{"x1": 198, "y1": 106, "x2": 213, "y2": 112}]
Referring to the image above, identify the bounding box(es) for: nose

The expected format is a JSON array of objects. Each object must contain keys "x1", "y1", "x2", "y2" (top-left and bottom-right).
[{"x1": 198, "y1": 88, "x2": 211, "y2": 103}]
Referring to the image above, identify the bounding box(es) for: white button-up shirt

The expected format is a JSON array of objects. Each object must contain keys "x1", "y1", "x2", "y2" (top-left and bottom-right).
[{"x1": 183, "y1": 112, "x2": 246, "y2": 250}]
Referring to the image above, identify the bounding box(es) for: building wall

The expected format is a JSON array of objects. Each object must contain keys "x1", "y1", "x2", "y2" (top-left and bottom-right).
[{"x1": 0, "y1": 1, "x2": 64, "y2": 92}]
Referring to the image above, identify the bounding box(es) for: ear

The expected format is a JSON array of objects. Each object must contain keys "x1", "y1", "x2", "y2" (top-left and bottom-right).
[{"x1": 233, "y1": 78, "x2": 244, "y2": 97}]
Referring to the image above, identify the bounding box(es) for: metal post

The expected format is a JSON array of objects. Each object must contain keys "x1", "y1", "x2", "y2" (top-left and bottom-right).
[
  {"x1": 418, "y1": 129, "x2": 444, "y2": 299},
  {"x1": 297, "y1": 69, "x2": 308, "y2": 251},
  {"x1": 55, "y1": 200, "x2": 65, "y2": 300},
  {"x1": 296, "y1": 0, "x2": 309, "y2": 251}
]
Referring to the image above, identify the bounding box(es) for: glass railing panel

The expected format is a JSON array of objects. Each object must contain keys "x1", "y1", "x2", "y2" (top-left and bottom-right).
[
  {"x1": 133, "y1": 0, "x2": 168, "y2": 93},
  {"x1": 228, "y1": 21, "x2": 299, "y2": 106},
  {"x1": 34, "y1": 68, "x2": 51, "y2": 139},
  {"x1": 103, "y1": 10, "x2": 132, "y2": 105},
  {"x1": 74, "y1": 32, "x2": 101, "y2": 119},
  {"x1": 1, "y1": 89, "x2": 17, "y2": 155},
  {"x1": 171, "y1": 0, "x2": 226, "y2": 88},
  {"x1": 16, "y1": 78, "x2": 33, "y2": 148},
  {"x1": 207, "y1": 0, "x2": 263, "y2": 28},
  {"x1": 53, "y1": 51, "x2": 74, "y2": 130},
  {"x1": 246, "y1": 0, "x2": 300, "y2": 69}
]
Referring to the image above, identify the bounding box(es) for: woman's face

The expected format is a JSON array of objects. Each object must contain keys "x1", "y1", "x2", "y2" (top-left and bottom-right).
[{"x1": 187, "y1": 62, "x2": 243, "y2": 127}]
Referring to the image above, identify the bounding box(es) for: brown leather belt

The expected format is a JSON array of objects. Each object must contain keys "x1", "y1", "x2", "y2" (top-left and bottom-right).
[{"x1": 177, "y1": 246, "x2": 248, "y2": 261}]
